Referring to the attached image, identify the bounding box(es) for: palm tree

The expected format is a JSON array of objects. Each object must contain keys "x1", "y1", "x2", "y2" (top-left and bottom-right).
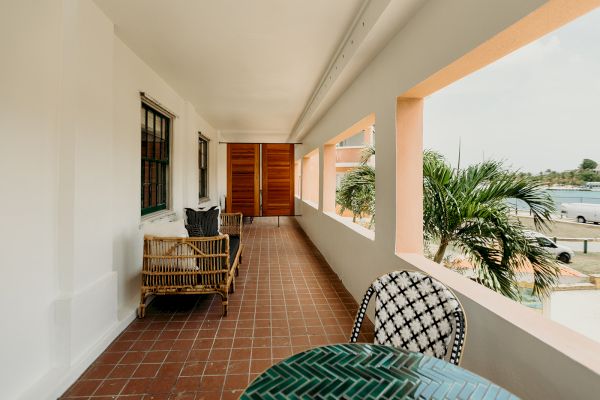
[
  {"x1": 423, "y1": 151, "x2": 559, "y2": 299},
  {"x1": 336, "y1": 146, "x2": 375, "y2": 226}
]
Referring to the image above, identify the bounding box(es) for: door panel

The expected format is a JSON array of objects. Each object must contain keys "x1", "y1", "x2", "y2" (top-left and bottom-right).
[
  {"x1": 227, "y1": 144, "x2": 260, "y2": 216},
  {"x1": 262, "y1": 144, "x2": 295, "y2": 216}
]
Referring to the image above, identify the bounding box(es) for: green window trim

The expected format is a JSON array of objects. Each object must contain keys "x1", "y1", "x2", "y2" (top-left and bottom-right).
[
  {"x1": 199, "y1": 133, "x2": 209, "y2": 201},
  {"x1": 141, "y1": 102, "x2": 171, "y2": 216}
]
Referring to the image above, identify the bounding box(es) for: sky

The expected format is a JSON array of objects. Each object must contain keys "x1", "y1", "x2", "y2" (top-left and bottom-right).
[{"x1": 424, "y1": 8, "x2": 600, "y2": 174}]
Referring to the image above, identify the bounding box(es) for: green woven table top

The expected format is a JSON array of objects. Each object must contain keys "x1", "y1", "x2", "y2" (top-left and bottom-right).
[{"x1": 241, "y1": 343, "x2": 519, "y2": 400}]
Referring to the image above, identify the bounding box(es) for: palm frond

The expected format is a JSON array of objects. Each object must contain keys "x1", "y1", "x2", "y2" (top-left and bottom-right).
[
  {"x1": 423, "y1": 150, "x2": 559, "y2": 298},
  {"x1": 336, "y1": 165, "x2": 375, "y2": 224},
  {"x1": 360, "y1": 145, "x2": 375, "y2": 164}
]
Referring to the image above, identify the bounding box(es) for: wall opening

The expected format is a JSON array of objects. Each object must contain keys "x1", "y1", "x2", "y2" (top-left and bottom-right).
[
  {"x1": 395, "y1": 0, "x2": 600, "y2": 344},
  {"x1": 323, "y1": 113, "x2": 376, "y2": 236}
]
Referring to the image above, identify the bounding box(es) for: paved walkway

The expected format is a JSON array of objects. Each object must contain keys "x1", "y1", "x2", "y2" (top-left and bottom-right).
[{"x1": 61, "y1": 217, "x2": 374, "y2": 399}]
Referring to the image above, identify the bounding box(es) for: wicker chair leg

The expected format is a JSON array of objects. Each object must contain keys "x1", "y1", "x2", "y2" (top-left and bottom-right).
[
  {"x1": 222, "y1": 297, "x2": 228, "y2": 317},
  {"x1": 137, "y1": 293, "x2": 146, "y2": 318}
]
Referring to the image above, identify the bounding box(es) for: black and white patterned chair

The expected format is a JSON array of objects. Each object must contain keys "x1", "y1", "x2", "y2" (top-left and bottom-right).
[{"x1": 350, "y1": 271, "x2": 467, "y2": 365}]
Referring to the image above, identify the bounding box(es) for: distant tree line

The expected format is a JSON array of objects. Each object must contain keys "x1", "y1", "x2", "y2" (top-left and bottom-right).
[{"x1": 516, "y1": 158, "x2": 599, "y2": 186}]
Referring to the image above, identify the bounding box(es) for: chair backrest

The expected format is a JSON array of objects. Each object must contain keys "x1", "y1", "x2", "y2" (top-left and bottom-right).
[
  {"x1": 350, "y1": 270, "x2": 466, "y2": 365},
  {"x1": 142, "y1": 235, "x2": 230, "y2": 288}
]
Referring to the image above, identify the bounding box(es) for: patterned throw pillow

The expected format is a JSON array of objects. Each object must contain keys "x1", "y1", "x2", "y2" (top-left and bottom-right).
[
  {"x1": 185, "y1": 207, "x2": 219, "y2": 237},
  {"x1": 185, "y1": 224, "x2": 204, "y2": 237}
]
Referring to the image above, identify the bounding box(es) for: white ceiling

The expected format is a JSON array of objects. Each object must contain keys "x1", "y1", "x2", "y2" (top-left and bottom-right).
[
  {"x1": 95, "y1": 0, "x2": 426, "y2": 141},
  {"x1": 94, "y1": 0, "x2": 366, "y2": 138}
]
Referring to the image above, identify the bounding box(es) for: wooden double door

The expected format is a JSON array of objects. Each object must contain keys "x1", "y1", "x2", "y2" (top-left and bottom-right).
[{"x1": 226, "y1": 143, "x2": 295, "y2": 217}]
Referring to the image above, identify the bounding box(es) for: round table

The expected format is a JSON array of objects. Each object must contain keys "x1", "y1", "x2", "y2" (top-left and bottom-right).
[{"x1": 240, "y1": 343, "x2": 519, "y2": 400}]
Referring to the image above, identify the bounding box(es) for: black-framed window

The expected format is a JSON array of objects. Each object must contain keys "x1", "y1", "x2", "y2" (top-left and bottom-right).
[
  {"x1": 199, "y1": 133, "x2": 209, "y2": 200},
  {"x1": 141, "y1": 102, "x2": 170, "y2": 215}
]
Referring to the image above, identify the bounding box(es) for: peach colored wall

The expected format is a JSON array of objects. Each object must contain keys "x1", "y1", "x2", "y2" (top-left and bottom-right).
[
  {"x1": 395, "y1": 98, "x2": 423, "y2": 253},
  {"x1": 335, "y1": 147, "x2": 363, "y2": 164},
  {"x1": 325, "y1": 113, "x2": 375, "y2": 145},
  {"x1": 294, "y1": 159, "x2": 301, "y2": 198},
  {"x1": 322, "y1": 145, "x2": 336, "y2": 212},
  {"x1": 301, "y1": 150, "x2": 319, "y2": 206}
]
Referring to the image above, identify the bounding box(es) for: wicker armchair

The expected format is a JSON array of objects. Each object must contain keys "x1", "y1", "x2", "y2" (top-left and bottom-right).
[{"x1": 138, "y1": 212, "x2": 243, "y2": 318}]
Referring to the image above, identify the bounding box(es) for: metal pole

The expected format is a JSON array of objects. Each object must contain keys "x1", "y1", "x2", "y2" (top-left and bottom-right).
[
  {"x1": 584, "y1": 240, "x2": 588, "y2": 254},
  {"x1": 278, "y1": 216, "x2": 280, "y2": 228}
]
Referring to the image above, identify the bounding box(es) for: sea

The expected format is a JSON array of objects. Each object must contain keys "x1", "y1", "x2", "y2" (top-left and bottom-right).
[{"x1": 510, "y1": 189, "x2": 600, "y2": 212}]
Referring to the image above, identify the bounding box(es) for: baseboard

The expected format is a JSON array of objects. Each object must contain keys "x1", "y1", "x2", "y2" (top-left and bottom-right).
[{"x1": 21, "y1": 308, "x2": 137, "y2": 400}]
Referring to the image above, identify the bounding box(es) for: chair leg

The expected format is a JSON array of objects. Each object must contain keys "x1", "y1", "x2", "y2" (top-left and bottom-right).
[
  {"x1": 137, "y1": 293, "x2": 146, "y2": 318},
  {"x1": 350, "y1": 285, "x2": 374, "y2": 342},
  {"x1": 221, "y1": 294, "x2": 228, "y2": 317}
]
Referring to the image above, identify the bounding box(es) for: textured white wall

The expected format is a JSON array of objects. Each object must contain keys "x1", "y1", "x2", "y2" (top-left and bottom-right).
[
  {"x1": 0, "y1": 1, "x2": 62, "y2": 398},
  {"x1": 112, "y1": 36, "x2": 219, "y2": 319},
  {"x1": 0, "y1": 0, "x2": 219, "y2": 398}
]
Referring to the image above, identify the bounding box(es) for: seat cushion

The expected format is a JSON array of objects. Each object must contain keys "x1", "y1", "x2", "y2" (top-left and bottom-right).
[{"x1": 229, "y1": 235, "x2": 240, "y2": 267}]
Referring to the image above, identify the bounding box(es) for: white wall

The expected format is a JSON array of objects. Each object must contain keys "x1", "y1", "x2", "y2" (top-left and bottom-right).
[
  {"x1": 0, "y1": 1, "x2": 62, "y2": 398},
  {"x1": 295, "y1": 0, "x2": 600, "y2": 399},
  {"x1": 0, "y1": 0, "x2": 219, "y2": 398},
  {"x1": 112, "y1": 36, "x2": 220, "y2": 319}
]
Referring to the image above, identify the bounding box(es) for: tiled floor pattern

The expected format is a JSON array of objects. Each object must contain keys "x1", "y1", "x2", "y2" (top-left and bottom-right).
[{"x1": 61, "y1": 217, "x2": 374, "y2": 399}]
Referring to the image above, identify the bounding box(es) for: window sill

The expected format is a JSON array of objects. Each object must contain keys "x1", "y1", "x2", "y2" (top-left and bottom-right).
[
  {"x1": 302, "y1": 199, "x2": 319, "y2": 209},
  {"x1": 324, "y1": 211, "x2": 375, "y2": 241},
  {"x1": 139, "y1": 209, "x2": 177, "y2": 228}
]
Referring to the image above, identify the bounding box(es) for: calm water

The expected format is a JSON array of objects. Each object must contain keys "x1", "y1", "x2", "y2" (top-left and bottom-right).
[{"x1": 510, "y1": 189, "x2": 600, "y2": 212}]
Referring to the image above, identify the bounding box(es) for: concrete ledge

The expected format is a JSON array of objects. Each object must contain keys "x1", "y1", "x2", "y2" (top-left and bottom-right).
[
  {"x1": 324, "y1": 211, "x2": 375, "y2": 241},
  {"x1": 553, "y1": 282, "x2": 597, "y2": 291},
  {"x1": 302, "y1": 200, "x2": 319, "y2": 209}
]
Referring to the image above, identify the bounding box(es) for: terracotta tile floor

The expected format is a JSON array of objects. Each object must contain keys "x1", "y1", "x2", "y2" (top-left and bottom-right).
[{"x1": 61, "y1": 217, "x2": 374, "y2": 400}]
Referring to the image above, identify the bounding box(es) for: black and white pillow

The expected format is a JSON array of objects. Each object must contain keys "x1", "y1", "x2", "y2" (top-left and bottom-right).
[
  {"x1": 185, "y1": 224, "x2": 205, "y2": 237},
  {"x1": 185, "y1": 207, "x2": 219, "y2": 237}
]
